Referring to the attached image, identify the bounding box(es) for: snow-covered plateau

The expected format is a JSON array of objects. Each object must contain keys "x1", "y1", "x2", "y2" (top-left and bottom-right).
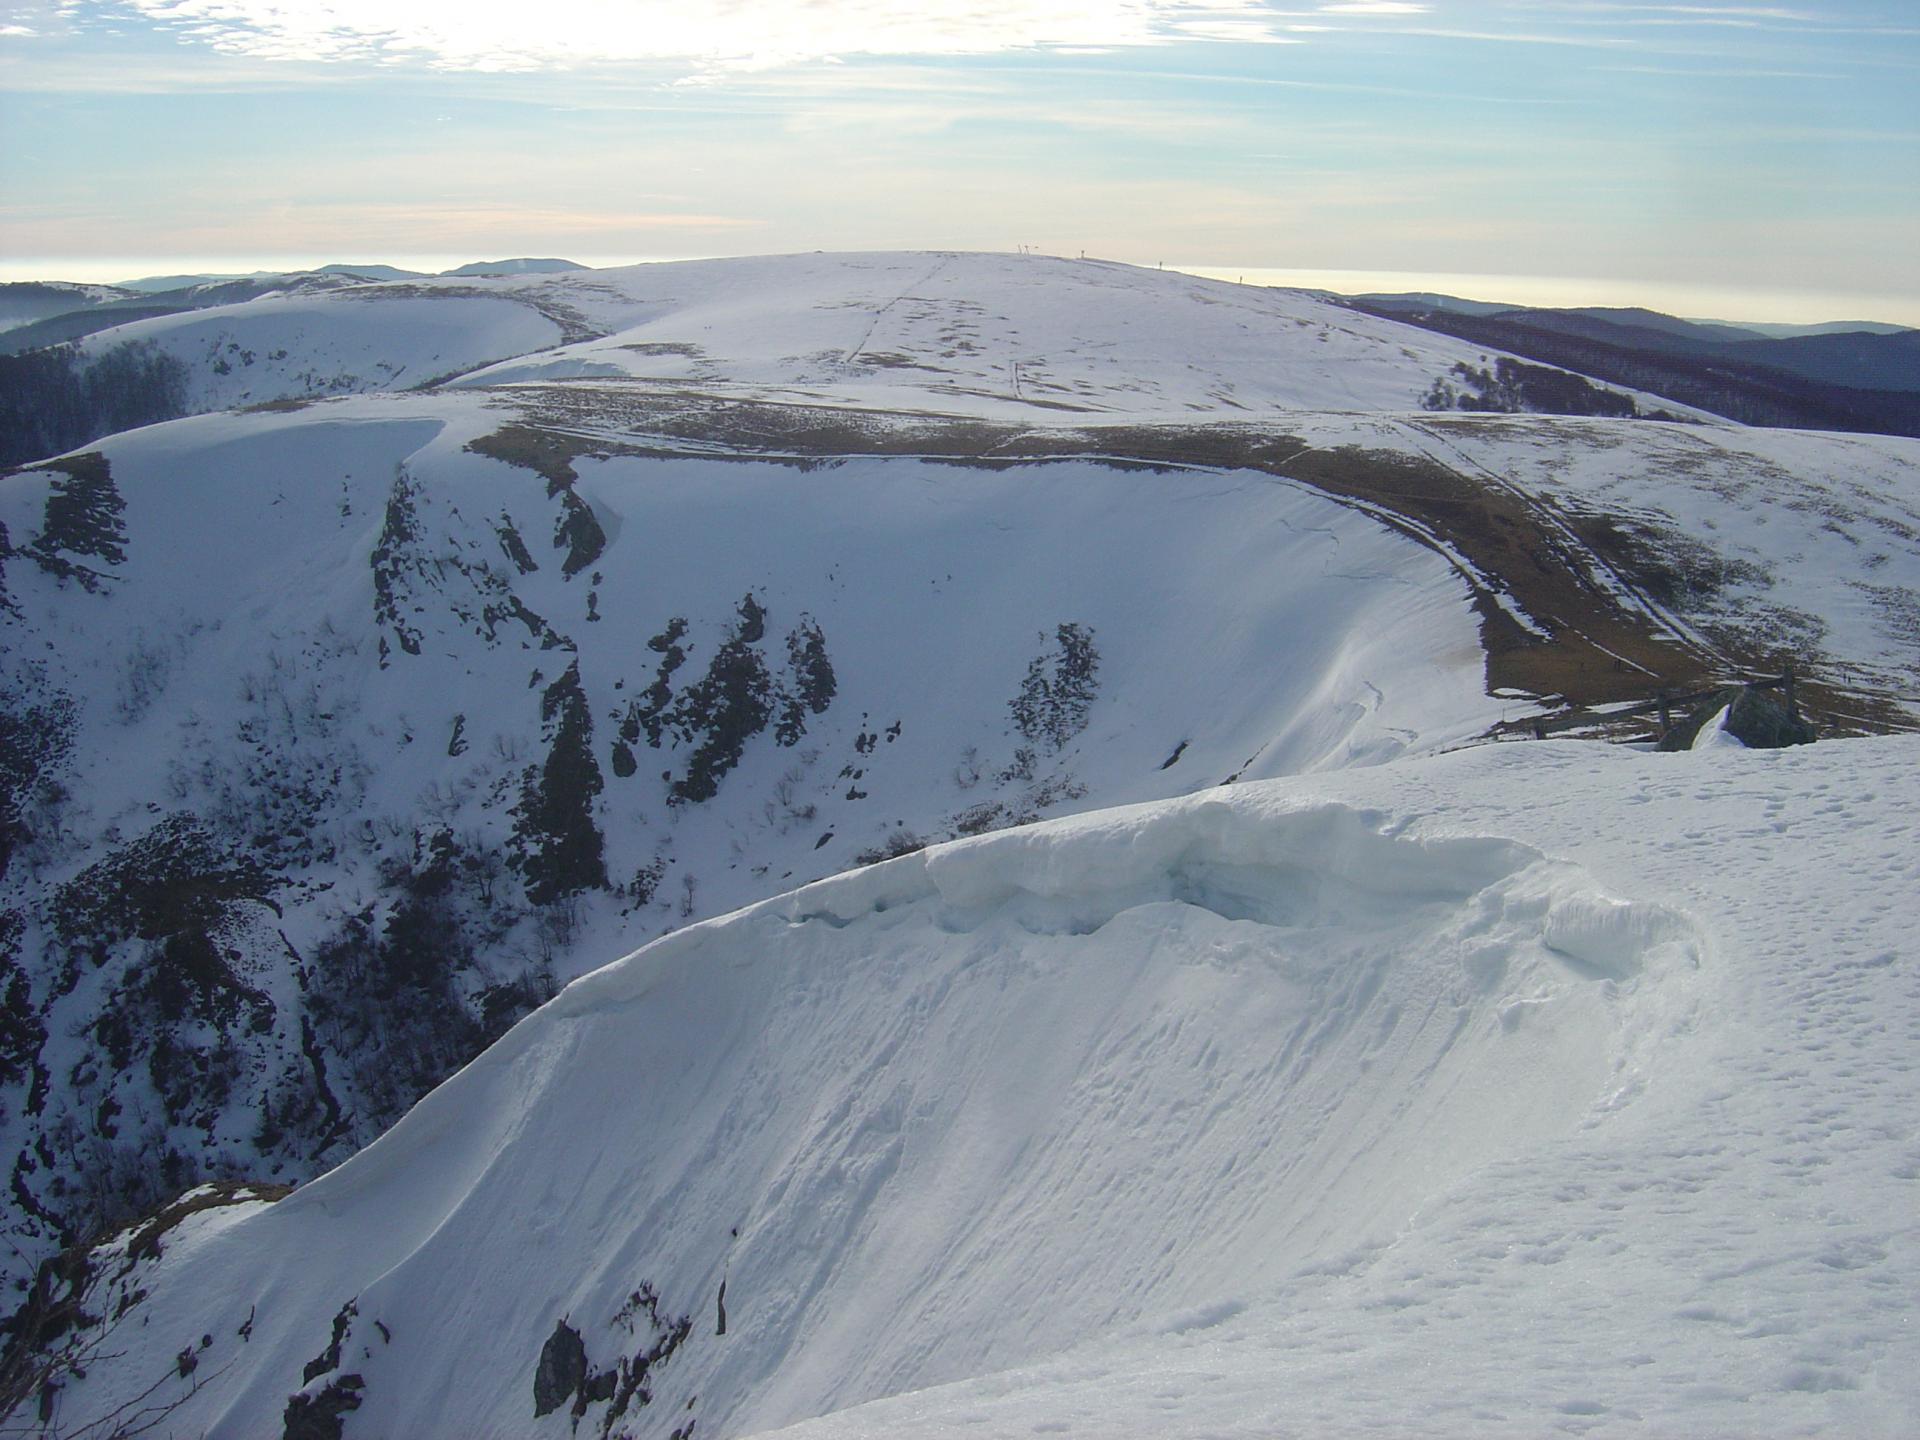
[{"x1": 2, "y1": 251, "x2": 1918, "y2": 1436}]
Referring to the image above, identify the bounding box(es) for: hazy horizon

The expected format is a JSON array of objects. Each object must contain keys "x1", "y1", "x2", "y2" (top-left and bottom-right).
[
  {"x1": 0, "y1": 250, "x2": 1913, "y2": 330},
  {"x1": 4, "y1": 2, "x2": 1915, "y2": 328}
]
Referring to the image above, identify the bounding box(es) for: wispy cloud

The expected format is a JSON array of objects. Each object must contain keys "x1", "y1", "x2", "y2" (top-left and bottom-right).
[{"x1": 101, "y1": 1, "x2": 1351, "y2": 73}]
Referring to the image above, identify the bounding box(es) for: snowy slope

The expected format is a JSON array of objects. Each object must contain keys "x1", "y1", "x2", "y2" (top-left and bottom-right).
[
  {"x1": 0, "y1": 282, "x2": 133, "y2": 336},
  {"x1": 1231, "y1": 409, "x2": 1920, "y2": 706},
  {"x1": 1396, "y1": 414, "x2": 1920, "y2": 693},
  {"x1": 0, "y1": 390, "x2": 1500, "y2": 1278},
  {"x1": 449, "y1": 251, "x2": 1660, "y2": 419},
  {"x1": 9, "y1": 252, "x2": 1920, "y2": 1438},
  {"x1": 72, "y1": 287, "x2": 564, "y2": 412},
  {"x1": 7, "y1": 367, "x2": 1920, "y2": 1290},
  {"x1": 56, "y1": 252, "x2": 1681, "y2": 428},
  {"x1": 30, "y1": 737, "x2": 1920, "y2": 1439}
]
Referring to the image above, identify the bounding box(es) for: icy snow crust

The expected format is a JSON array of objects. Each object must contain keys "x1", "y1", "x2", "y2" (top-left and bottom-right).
[
  {"x1": 44, "y1": 739, "x2": 1770, "y2": 1439},
  {"x1": 753, "y1": 741, "x2": 1920, "y2": 1440}
]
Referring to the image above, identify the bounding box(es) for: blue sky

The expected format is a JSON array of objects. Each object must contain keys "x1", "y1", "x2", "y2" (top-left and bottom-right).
[{"x1": 2, "y1": 1, "x2": 1916, "y2": 321}]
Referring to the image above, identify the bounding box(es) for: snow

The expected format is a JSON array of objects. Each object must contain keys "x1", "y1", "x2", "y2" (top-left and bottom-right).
[
  {"x1": 39, "y1": 736, "x2": 1920, "y2": 1438},
  {"x1": 0, "y1": 389, "x2": 1500, "y2": 933},
  {"x1": 1392, "y1": 413, "x2": 1920, "y2": 694},
  {"x1": 0, "y1": 387, "x2": 1503, "y2": 1271},
  {"x1": 66, "y1": 251, "x2": 1695, "y2": 425},
  {"x1": 1692, "y1": 703, "x2": 1747, "y2": 750},
  {"x1": 12, "y1": 249, "x2": 1920, "y2": 1439},
  {"x1": 75, "y1": 289, "x2": 563, "y2": 411}
]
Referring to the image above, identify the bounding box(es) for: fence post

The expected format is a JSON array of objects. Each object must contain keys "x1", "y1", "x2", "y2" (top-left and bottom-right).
[
  {"x1": 1784, "y1": 661, "x2": 1796, "y2": 718},
  {"x1": 1658, "y1": 692, "x2": 1671, "y2": 732}
]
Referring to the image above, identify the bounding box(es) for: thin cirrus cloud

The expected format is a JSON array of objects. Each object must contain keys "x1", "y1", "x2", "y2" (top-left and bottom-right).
[{"x1": 101, "y1": 1, "x2": 1424, "y2": 72}]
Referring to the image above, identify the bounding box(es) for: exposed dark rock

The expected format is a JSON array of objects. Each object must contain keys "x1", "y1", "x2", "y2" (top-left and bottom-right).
[
  {"x1": 554, "y1": 490, "x2": 606, "y2": 578},
  {"x1": 301, "y1": 1300, "x2": 357, "y2": 1384},
  {"x1": 495, "y1": 513, "x2": 540, "y2": 573},
  {"x1": 370, "y1": 467, "x2": 425, "y2": 659},
  {"x1": 667, "y1": 597, "x2": 776, "y2": 805},
  {"x1": 775, "y1": 616, "x2": 837, "y2": 746},
  {"x1": 283, "y1": 1374, "x2": 364, "y2": 1440},
  {"x1": 598, "y1": 1285, "x2": 695, "y2": 1435},
  {"x1": 20, "y1": 452, "x2": 127, "y2": 593},
  {"x1": 1659, "y1": 684, "x2": 1817, "y2": 751},
  {"x1": 533, "y1": 1319, "x2": 588, "y2": 1417},
  {"x1": 619, "y1": 617, "x2": 691, "y2": 754}
]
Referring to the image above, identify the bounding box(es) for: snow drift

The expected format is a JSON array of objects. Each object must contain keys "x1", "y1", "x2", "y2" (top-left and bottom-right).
[{"x1": 34, "y1": 764, "x2": 1706, "y2": 1439}]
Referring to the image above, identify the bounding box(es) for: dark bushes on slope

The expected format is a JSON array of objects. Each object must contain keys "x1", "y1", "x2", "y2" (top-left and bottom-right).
[
  {"x1": 516, "y1": 664, "x2": 610, "y2": 903},
  {"x1": 0, "y1": 342, "x2": 188, "y2": 467}
]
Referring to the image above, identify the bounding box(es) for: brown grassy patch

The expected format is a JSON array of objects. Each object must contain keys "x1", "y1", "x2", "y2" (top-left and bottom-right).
[
  {"x1": 125, "y1": 1180, "x2": 294, "y2": 1267},
  {"x1": 466, "y1": 423, "x2": 604, "y2": 494},
  {"x1": 472, "y1": 391, "x2": 1915, "y2": 732}
]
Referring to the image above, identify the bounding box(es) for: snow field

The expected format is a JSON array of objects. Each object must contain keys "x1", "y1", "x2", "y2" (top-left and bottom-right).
[
  {"x1": 46, "y1": 743, "x2": 1728, "y2": 1438},
  {"x1": 76, "y1": 290, "x2": 562, "y2": 412},
  {"x1": 0, "y1": 389, "x2": 1505, "y2": 1300},
  {"x1": 1396, "y1": 412, "x2": 1920, "y2": 694},
  {"x1": 63, "y1": 251, "x2": 1680, "y2": 428},
  {"x1": 749, "y1": 738, "x2": 1920, "y2": 1438}
]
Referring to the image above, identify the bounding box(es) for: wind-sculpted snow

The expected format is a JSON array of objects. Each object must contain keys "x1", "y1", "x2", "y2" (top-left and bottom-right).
[
  {"x1": 27, "y1": 766, "x2": 1708, "y2": 1439},
  {"x1": 0, "y1": 392, "x2": 1501, "y2": 1283},
  {"x1": 749, "y1": 737, "x2": 1920, "y2": 1439}
]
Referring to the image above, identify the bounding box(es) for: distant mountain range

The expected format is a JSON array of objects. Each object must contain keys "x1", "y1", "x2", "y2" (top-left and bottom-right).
[
  {"x1": 0, "y1": 260, "x2": 587, "y2": 353},
  {"x1": 1349, "y1": 292, "x2": 1920, "y2": 436},
  {"x1": 8, "y1": 263, "x2": 1913, "y2": 440}
]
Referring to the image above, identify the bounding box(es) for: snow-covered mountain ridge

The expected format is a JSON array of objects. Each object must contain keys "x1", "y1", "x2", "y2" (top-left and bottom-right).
[
  {"x1": 19, "y1": 736, "x2": 1920, "y2": 1438},
  {"x1": 3, "y1": 250, "x2": 1919, "y2": 1436},
  {"x1": 65, "y1": 251, "x2": 1683, "y2": 424},
  {"x1": 0, "y1": 385, "x2": 1508, "y2": 1285}
]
